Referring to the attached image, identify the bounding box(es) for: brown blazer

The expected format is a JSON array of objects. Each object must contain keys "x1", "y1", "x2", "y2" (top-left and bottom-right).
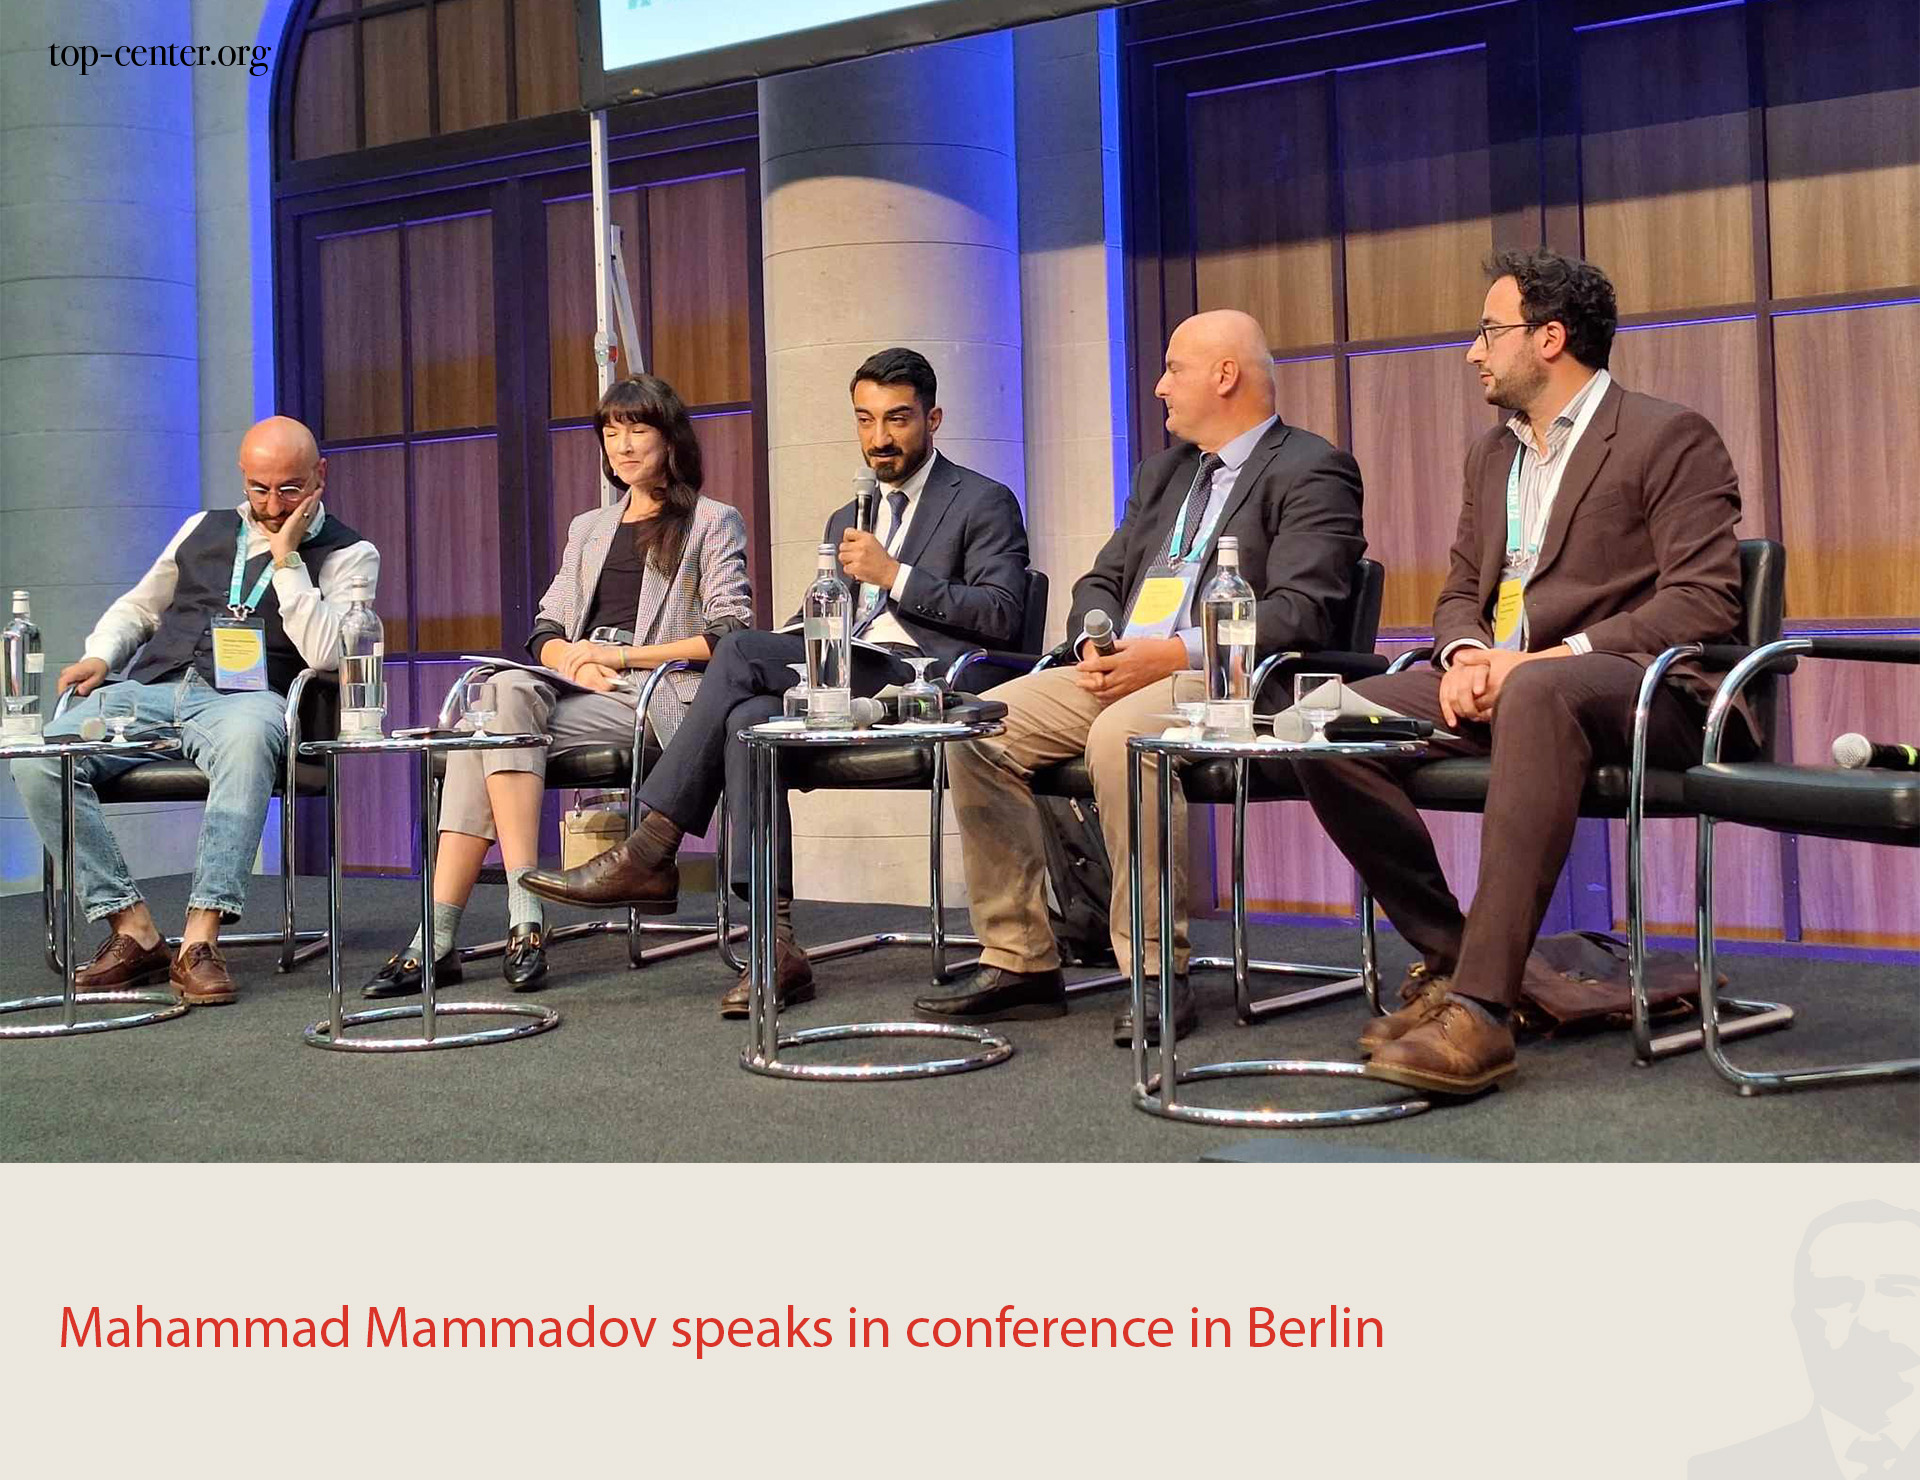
[{"x1": 1431, "y1": 378, "x2": 1756, "y2": 739}]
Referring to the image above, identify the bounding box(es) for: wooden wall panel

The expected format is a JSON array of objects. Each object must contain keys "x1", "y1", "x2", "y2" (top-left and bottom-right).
[
  {"x1": 1348, "y1": 344, "x2": 1494, "y2": 629},
  {"x1": 1764, "y1": 0, "x2": 1920, "y2": 299},
  {"x1": 292, "y1": 22, "x2": 355, "y2": 161},
  {"x1": 1235, "y1": 801, "x2": 1359, "y2": 917},
  {"x1": 516, "y1": 0, "x2": 583, "y2": 119},
  {"x1": 434, "y1": 0, "x2": 511, "y2": 136},
  {"x1": 546, "y1": 191, "x2": 647, "y2": 421},
  {"x1": 1578, "y1": 9, "x2": 1753, "y2": 315},
  {"x1": 313, "y1": 0, "x2": 351, "y2": 18},
  {"x1": 1789, "y1": 657, "x2": 1920, "y2": 948},
  {"x1": 1608, "y1": 819, "x2": 1783, "y2": 938},
  {"x1": 362, "y1": 8, "x2": 430, "y2": 150},
  {"x1": 1271, "y1": 357, "x2": 1340, "y2": 448},
  {"x1": 648, "y1": 174, "x2": 752, "y2": 406},
  {"x1": 407, "y1": 214, "x2": 497, "y2": 432},
  {"x1": 1775, "y1": 303, "x2": 1920, "y2": 620},
  {"x1": 412, "y1": 437, "x2": 502, "y2": 652},
  {"x1": 319, "y1": 229, "x2": 404, "y2": 441},
  {"x1": 1337, "y1": 51, "x2": 1491, "y2": 342},
  {"x1": 1608, "y1": 318, "x2": 1767, "y2": 539},
  {"x1": 320, "y1": 444, "x2": 409, "y2": 652},
  {"x1": 691, "y1": 412, "x2": 763, "y2": 618},
  {"x1": 548, "y1": 427, "x2": 604, "y2": 558},
  {"x1": 1190, "y1": 77, "x2": 1335, "y2": 354}
]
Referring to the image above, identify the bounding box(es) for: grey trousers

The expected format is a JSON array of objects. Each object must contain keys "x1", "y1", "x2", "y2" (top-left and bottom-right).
[{"x1": 437, "y1": 669, "x2": 643, "y2": 842}]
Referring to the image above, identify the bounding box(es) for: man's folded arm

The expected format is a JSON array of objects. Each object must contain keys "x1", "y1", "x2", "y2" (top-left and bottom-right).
[
  {"x1": 1579, "y1": 411, "x2": 1743, "y2": 656},
  {"x1": 81, "y1": 511, "x2": 204, "y2": 672},
  {"x1": 1432, "y1": 452, "x2": 1494, "y2": 668},
  {"x1": 282, "y1": 540, "x2": 380, "y2": 672},
  {"x1": 1065, "y1": 471, "x2": 1149, "y2": 655},
  {"x1": 894, "y1": 483, "x2": 1031, "y2": 647},
  {"x1": 1252, "y1": 447, "x2": 1367, "y2": 655}
]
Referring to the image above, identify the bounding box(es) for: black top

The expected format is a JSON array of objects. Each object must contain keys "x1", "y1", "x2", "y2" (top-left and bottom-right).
[{"x1": 582, "y1": 530, "x2": 645, "y2": 636}]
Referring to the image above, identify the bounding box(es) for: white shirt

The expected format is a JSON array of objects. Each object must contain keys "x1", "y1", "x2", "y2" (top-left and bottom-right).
[
  {"x1": 1441, "y1": 368, "x2": 1611, "y2": 668},
  {"x1": 83, "y1": 502, "x2": 382, "y2": 675},
  {"x1": 859, "y1": 451, "x2": 938, "y2": 650}
]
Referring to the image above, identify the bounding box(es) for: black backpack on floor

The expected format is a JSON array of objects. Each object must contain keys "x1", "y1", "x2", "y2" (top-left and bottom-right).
[{"x1": 1038, "y1": 793, "x2": 1116, "y2": 967}]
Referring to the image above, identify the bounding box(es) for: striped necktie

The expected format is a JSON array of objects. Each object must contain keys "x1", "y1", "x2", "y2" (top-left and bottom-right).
[
  {"x1": 856, "y1": 489, "x2": 910, "y2": 632},
  {"x1": 1172, "y1": 453, "x2": 1225, "y2": 562}
]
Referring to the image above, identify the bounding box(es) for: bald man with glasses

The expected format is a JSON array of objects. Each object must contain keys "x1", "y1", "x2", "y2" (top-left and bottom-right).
[{"x1": 10, "y1": 417, "x2": 379, "y2": 1007}]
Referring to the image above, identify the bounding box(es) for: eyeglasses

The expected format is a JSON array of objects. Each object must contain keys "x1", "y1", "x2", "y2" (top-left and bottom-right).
[
  {"x1": 243, "y1": 476, "x2": 316, "y2": 506},
  {"x1": 1473, "y1": 321, "x2": 1541, "y2": 350}
]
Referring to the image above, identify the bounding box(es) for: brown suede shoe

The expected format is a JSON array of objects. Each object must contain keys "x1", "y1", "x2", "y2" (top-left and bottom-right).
[
  {"x1": 1357, "y1": 964, "x2": 1454, "y2": 1054},
  {"x1": 719, "y1": 939, "x2": 817, "y2": 1019},
  {"x1": 1364, "y1": 997, "x2": 1515, "y2": 1094},
  {"x1": 170, "y1": 942, "x2": 237, "y2": 1006},
  {"x1": 75, "y1": 932, "x2": 172, "y2": 991},
  {"x1": 521, "y1": 834, "x2": 679, "y2": 913}
]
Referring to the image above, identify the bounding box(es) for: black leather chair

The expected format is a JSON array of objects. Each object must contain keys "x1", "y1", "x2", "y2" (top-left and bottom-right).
[
  {"x1": 717, "y1": 566, "x2": 1054, "y2": 983},
  {"x1": 43, "y1": 668, "x2": 338, "y2": 974},
  {"x1": 1004, "y1": 558, "x2": 1392, "y2": 1022},
  {"x1": 1378, "y1": 538, "x2": 1791, "y2": 1063},
  {"x1": 1684, "y1": 634, "x2": 1920, "y2": 1093}
]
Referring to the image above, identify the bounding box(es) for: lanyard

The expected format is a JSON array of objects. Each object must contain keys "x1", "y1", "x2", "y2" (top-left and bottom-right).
[
  {"x1": 1164, "y1": 468, "x2": 1227, "y2": 565},
  {"x1": 1503, "y1": 444, "x2": 1553, "y2": 567},
  {"x1": 227, "y1": 514, "x2": 277, "y2": 618}
]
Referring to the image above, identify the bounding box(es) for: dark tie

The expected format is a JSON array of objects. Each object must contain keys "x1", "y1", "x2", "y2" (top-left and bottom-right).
[
  {"x1": 1173, "y1": 453, "x2": 1225, "y2": 562},
  {"x1": 856, "y1": 490, "x2": 911, "y2": 632}
]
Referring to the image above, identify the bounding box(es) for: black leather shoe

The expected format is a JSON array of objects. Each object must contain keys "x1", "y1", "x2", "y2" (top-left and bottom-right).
[
  {"x1": 915, "y1": 966, "x2": 1067, "y2": 1022},
  {"x1": 1112, "y1": 976, "x2": 1198, "y2": 1046},
  {"x1": 362, "y1": 945, "x2": 463, "y2": 999},
  {"x1": 503, "y1": 923, "x2": 548, "y2": 992}
]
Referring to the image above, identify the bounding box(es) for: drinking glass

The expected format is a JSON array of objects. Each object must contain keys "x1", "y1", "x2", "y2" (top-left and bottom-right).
[
  {"x1": 101, "y1": 690, "x2": 137, "y2": 745},
  {"x1": 897, "y1": 656, "x2": 943, "y2": 724},
  {"x1": 1293, "y1": 673, "x2": 1342, "y2": 744},
  {"x1": 1176, "y1": 700, "x2": 1210, "y2": 739},
  {"x1": 780, "y1": 663, "x2": 810, "y2": 722},
  {"x1": 463, "y1": 678, "x2": 496, "y2": 736}
]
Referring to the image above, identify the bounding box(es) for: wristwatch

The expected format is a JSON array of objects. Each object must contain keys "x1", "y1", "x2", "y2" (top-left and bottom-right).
[{"x1": 273, "y1": 550, "x2": 304, "y2": 572}]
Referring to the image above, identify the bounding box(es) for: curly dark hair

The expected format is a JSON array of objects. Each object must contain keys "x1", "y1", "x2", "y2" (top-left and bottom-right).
[
  {"x1": 594, "y1": 374, "x2": 704, "y2": 576},
  {"x1": 849, "y1": 347, "x2": 937, "y2": 412},
  {"x1": 1485, "y1": 248, "x2": 1618, "y2": 371}
]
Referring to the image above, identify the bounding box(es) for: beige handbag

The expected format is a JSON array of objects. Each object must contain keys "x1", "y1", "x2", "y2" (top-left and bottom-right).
[{"x1": 561, "y1": 792, "x2": 628, "y2": 870}]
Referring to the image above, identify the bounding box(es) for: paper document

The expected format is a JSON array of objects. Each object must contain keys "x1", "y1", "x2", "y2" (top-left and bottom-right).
[{"x1": 457, "y1": 655, "x2": 638, "y2": 696}]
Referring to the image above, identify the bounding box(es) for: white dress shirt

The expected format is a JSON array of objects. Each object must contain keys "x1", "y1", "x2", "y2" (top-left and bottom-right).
[
  {"x1": 83, "y1": 502, "x2": 382, "y2": 675},
  {"x1": 859, "y1": 451, "x2": 937, "y2": 650}
]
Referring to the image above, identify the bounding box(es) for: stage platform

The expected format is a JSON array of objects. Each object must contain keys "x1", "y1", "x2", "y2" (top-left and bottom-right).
[{"x1": 1, "y1": 875, "x2": 1913, "y2": 1163}]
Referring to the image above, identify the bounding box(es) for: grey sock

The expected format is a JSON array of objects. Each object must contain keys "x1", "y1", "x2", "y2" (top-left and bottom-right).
[
  {"x1": 506, "y1": 867, "x2": 545, "y2": 933},
  {"x1": 406, "y1": 900, "x2": 465, "y2": 961}
]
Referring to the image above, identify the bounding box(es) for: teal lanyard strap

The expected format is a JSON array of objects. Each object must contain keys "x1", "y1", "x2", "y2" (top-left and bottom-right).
[
  {"x1": 1504, "y1": 445, "x2": 1544, "y2": 567},
  {"x1": 227, "y1": 514, "x2": 277, "y2": 618}
]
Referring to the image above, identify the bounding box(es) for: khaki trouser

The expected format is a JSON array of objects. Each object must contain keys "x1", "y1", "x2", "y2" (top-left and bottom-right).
[{"x1": 949, "y1": 667, "x2": 1202, "y2": 978}]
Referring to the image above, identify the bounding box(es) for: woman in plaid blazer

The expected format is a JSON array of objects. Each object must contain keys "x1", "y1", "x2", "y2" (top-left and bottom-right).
[{"x1": 364, "y1": 375, "x2": 753, "y2": 996}]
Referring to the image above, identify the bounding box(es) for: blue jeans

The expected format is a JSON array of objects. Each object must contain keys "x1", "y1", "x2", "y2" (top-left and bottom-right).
[{"x1": 10, "y1": 673, "x2": 287, "y2": 923}]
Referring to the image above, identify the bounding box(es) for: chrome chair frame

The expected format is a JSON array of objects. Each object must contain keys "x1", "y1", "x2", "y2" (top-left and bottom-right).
[
  {"x1": 1376, "y1": 642, "x2": 1791, "y2": 1063},
  {"x1": 436, "y1": 658, "x2": 742, "y2": 971},
  {"x1": 42, "y1": 666, "x2": 335, "y2": 975},
  {"x1": 1692, "y1": 636, "x2": 1920, "y2": 1094}
]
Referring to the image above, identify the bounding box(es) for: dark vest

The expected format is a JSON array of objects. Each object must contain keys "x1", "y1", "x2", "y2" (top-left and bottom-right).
[{"x1": 127, "y1": 510, "x2": 368, "y2": 696}]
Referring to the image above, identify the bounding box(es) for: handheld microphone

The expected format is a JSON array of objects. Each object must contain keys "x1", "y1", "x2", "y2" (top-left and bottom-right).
[
  {"x1": 1832, "y1": 733, "x2": 1920, "y2": 771},
  {"x1": 853, "y1": 470, "x2": 878, "y2": 534},
  {"x1": 847, "y1": 696, "x2": 887, "y2": 729},
  {"x1": 1082, "y1": 608, "x2": 1117, "y2": 657},
  {"x1": 78, "y1": 717, "x2": 107, "y2": 741}
]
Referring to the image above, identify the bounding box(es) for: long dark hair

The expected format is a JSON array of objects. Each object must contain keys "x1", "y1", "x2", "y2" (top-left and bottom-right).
[{"x1": 595, "y1": 374, "x2": 704, "y2": 576}]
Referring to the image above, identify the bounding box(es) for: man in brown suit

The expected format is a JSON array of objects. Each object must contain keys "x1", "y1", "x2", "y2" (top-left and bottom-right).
[{"x1": 1298, "y1": 248, "x2": 1751, "y2": 1094}]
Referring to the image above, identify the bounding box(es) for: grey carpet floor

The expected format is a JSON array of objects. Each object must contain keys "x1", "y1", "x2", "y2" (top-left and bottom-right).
[{"x1": 1, "y1": 874, "x2": 1914, "y2": 1162}]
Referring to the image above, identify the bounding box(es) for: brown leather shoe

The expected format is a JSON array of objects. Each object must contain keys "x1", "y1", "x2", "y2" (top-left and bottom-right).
[
  {"x1": 1364, "y1": 997, "x2": 1515, "y2": 1094},
  {"x1": 521, "y1": 836, "x2": 679, "y2": 913},
  {"x1": 719, "y1": 939, "x2": 817, "y2": 1018},
  {"x1": 170, "y1": 942, "x2": 237, "y2": 1006},
  {"x1": 1358, "y1": 963, "x2": 1453, "y2": 1054},
  {"x1": 74, "y1": 932, "x2": 171, "y2": 991}
]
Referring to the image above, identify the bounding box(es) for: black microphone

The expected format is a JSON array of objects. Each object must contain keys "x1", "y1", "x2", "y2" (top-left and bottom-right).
[
  {"x1": 853, "y1": 470, "x2": 878, "y2": 534},
  {"x1": 1082, "y1": 608, "x2": 1117, "y2": 657},
  {"x1": 1832, "y1": 733, "x2": 1920, "y2": 771}
]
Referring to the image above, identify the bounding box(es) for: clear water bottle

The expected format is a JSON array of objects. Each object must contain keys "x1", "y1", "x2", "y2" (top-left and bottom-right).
[
  {"x1": 337, "y1": 578, "x2": 386, "y2": 738},
  {"x1": 3, "y1": 590, "x2": 44, "y2": 740},
  {"x1": 1201, "y1": 537, "x2": 1256, "y2": 738},
  {"x1": 802, "y1": 542, "x2": 851, "y2": 729}
]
